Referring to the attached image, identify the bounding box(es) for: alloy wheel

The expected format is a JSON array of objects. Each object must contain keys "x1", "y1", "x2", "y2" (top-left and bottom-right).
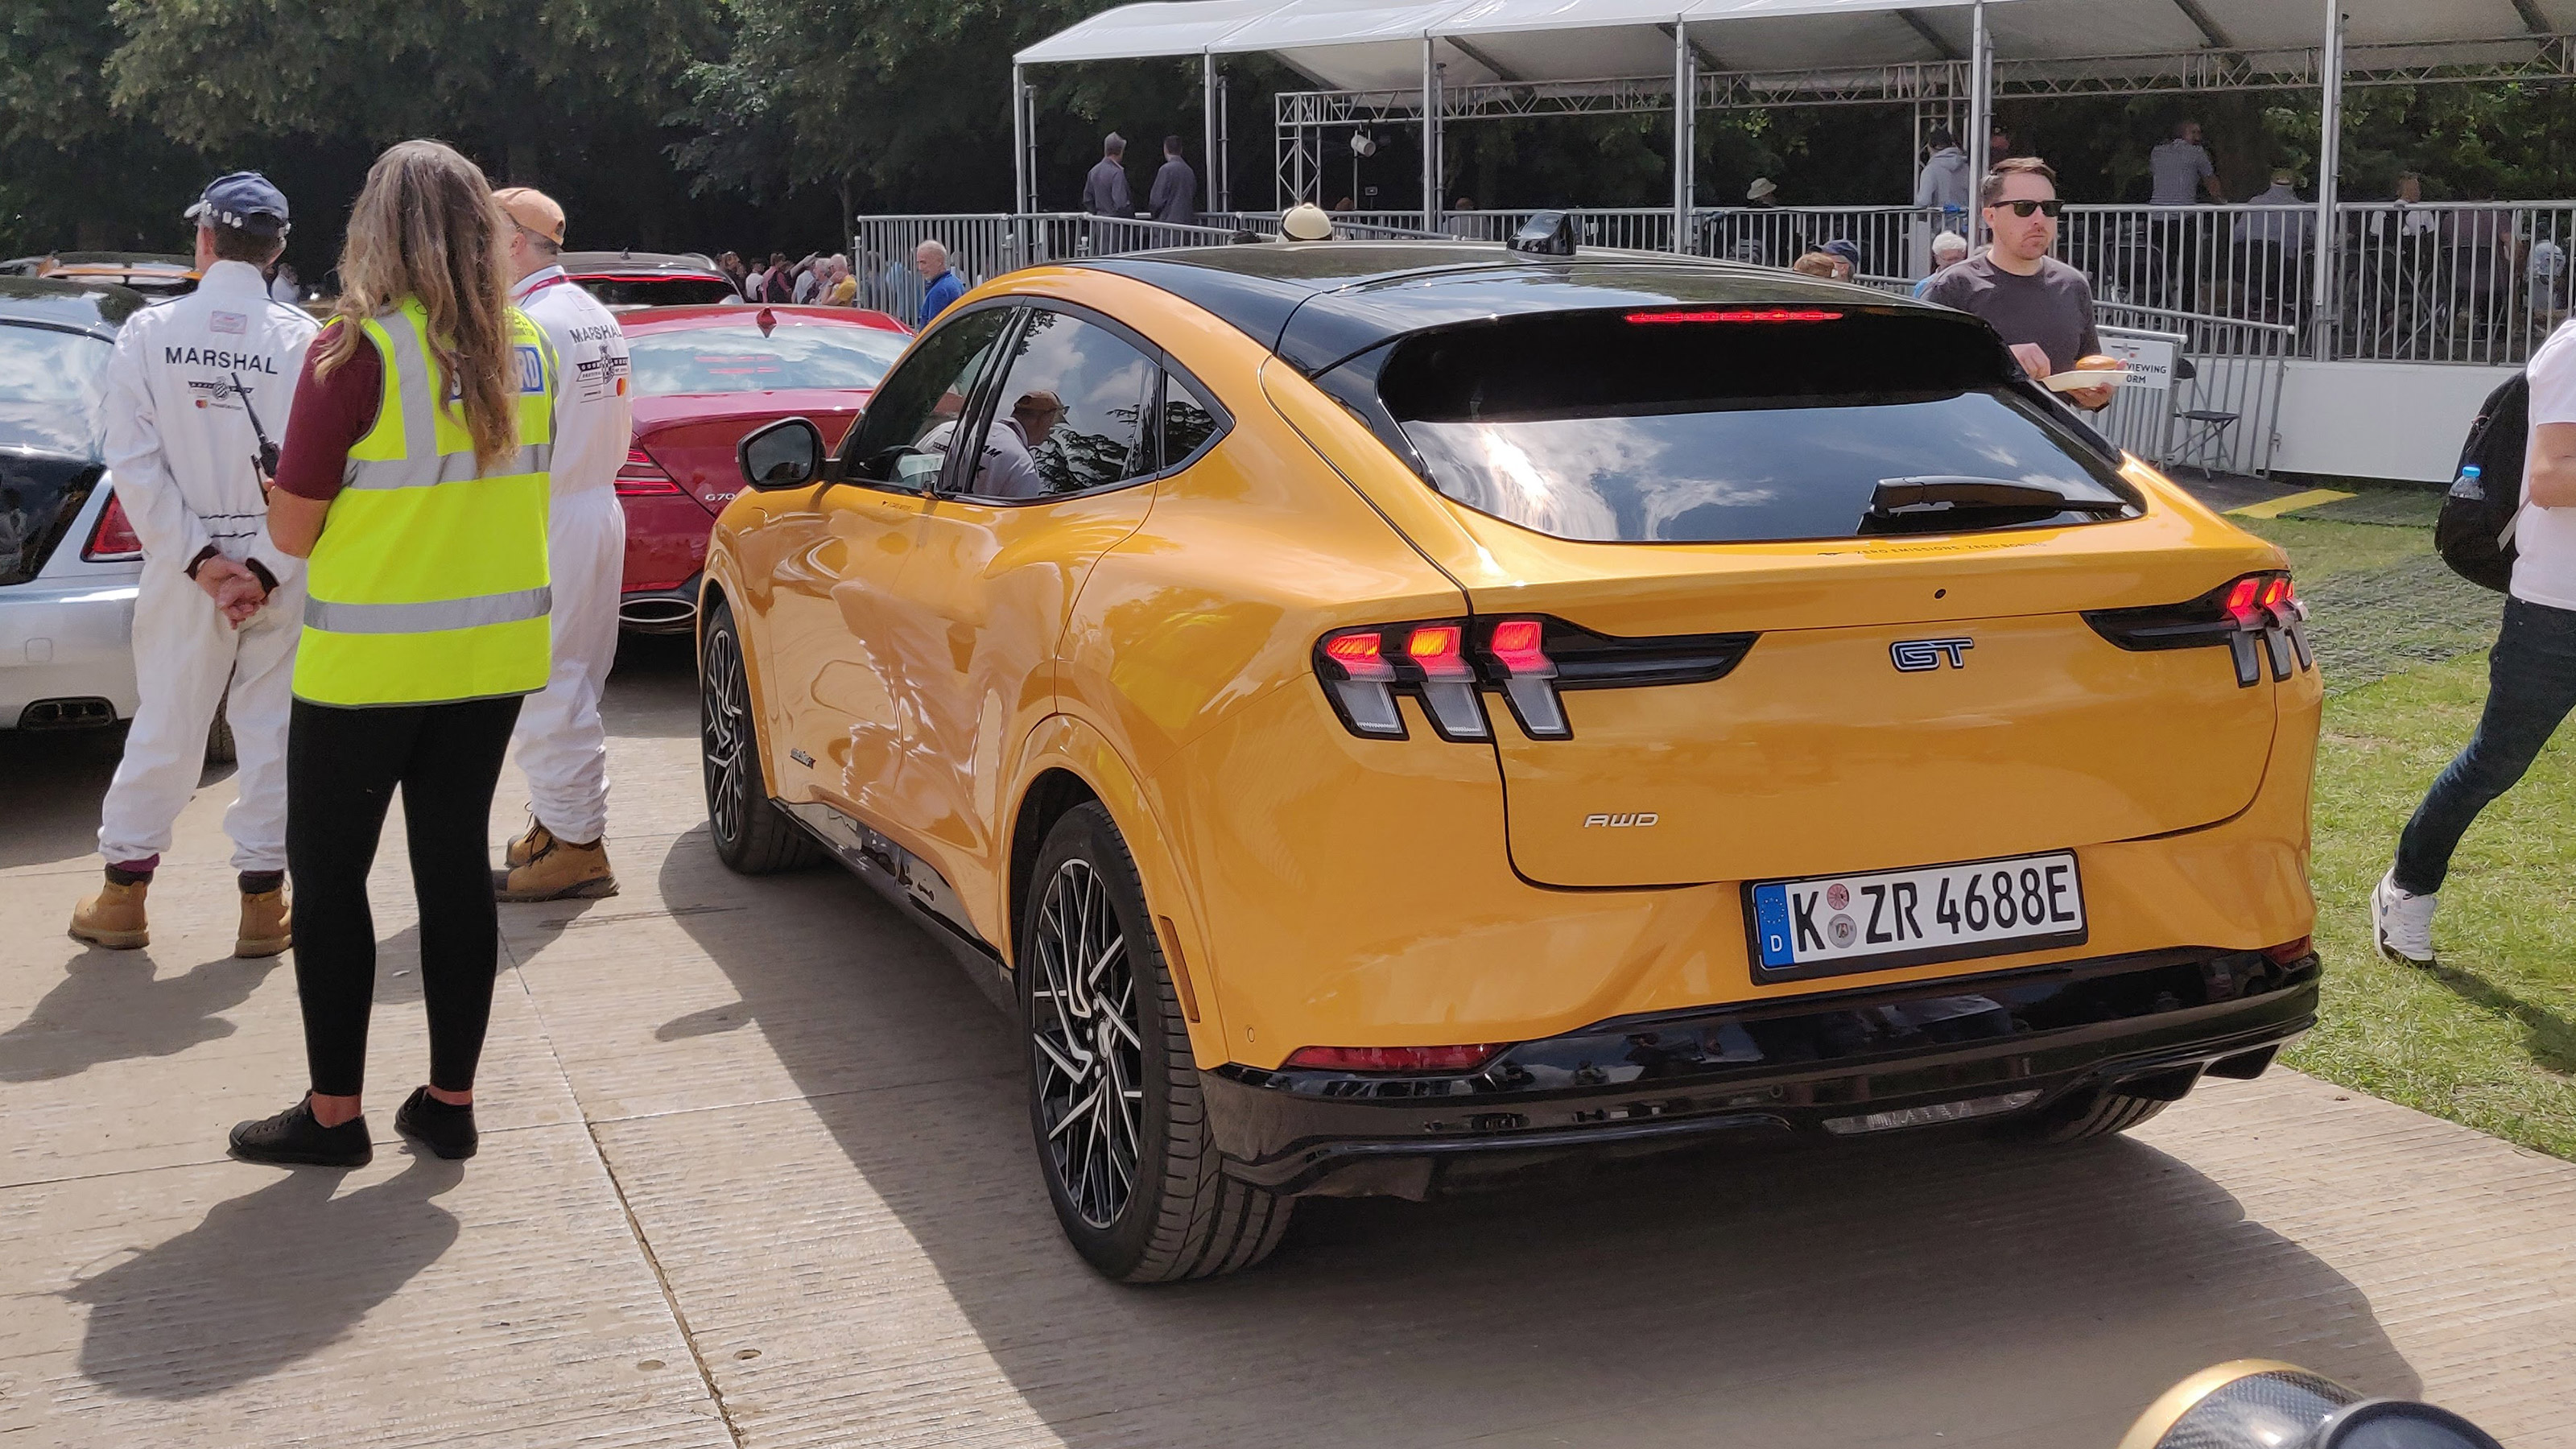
[
  {"x1": 1030, "y1": 857, "x2": 1146, "y2": 1229},
  {"x1": 701, "y1": 624, "x2": 749, "y2": 848}
]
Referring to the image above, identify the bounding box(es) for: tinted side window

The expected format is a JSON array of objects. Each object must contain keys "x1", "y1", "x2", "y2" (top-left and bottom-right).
[
  {"x1": 962, "y1": 310, "x2": 1154, "y2": 500},
  {"x1": 845, "y1": 308, "x2": 1012, "y2": 486},
  {"x1": 1160, "y1": 374, "x2": 1220, "y2": 469}
]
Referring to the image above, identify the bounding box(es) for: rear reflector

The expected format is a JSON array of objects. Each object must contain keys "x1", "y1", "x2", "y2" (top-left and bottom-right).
[
  {"x1": 82, "y1": 492, "x2": 142, "y2": 561},
  {"x1": 2262, "y1": 936, "x2": 2313, "y2": 964},
  {"x1": 1284, "y1": 1043, "x2": 1504, "y2": 1073},
  {"x1": 1822, "y1": 1089, "x2": 2040, "y2": 1135},
  {"x1": 1624, "y1": 308, "x2": 1843, "y2": 324},
  {"x1": 615, "y1": 446, "x2": 684, "y2": 497}
]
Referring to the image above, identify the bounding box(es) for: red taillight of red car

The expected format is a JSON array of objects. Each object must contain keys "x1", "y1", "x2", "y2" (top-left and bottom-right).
[
  {"x1": 614, "y1": 446, "x2": 684, "y2": 497},
  {"x1": 1283, "y1": 1043, "x2": 1504, "y2": 1074},
  {"x1": 81, "y1": 491, "x2": 142, "y2": 561},
  {"x1": 1315, "y1": 616, "x2": 1756, "y2": 742}
]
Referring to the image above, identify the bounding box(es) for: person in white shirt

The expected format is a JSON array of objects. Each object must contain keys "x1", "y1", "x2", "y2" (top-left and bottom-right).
[
  {"x1": 269, "y1": 261, "x2": 299, "y2": 303},
  {"x1": 71, "y1": 171, "x2": 320, "y2": 957},
  {"x1": 2148, "y1": 121, "x2": 2221, "y2": 206},
  {"x1": 2373, "y1": 317, "x2": 2576, "y2": 965},
  {"x1": 491, "y1": 188, "x2": 634, "y2": 902}
]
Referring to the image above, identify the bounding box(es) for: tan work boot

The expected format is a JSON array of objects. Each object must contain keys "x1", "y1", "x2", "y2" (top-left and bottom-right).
[
  {"x1": 237, "y1": 887, "x2": 293, "y2": 959},
  {"x1": 503, "y1": 816, "x2": 549, "y2": 869},
  {"x1": 497, "y1": 832, "x2": 618, "y2": 902},
  {"x1": 68, "y1": 877, "x2": 151, "y2": 950}
]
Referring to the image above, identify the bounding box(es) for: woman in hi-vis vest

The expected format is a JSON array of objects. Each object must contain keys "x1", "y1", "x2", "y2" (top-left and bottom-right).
[{"x1": 233, "y1": 139, "x2": 558, "y2": 1168}]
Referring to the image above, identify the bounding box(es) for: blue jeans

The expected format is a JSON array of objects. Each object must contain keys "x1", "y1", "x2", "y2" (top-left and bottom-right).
[{"x1": 2392, "y1": 597, "x2": 2576, "y2": 894}]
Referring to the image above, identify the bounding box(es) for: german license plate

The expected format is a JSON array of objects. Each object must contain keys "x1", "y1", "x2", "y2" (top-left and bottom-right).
[{"x1": 1746, "y1": 851, "x2": 2086, "y2": 981}]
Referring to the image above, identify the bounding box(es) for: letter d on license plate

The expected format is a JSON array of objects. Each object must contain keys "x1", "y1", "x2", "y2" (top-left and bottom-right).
[{"x1": 1746, "y1": 851, "x2": 2086, "y2": 982}]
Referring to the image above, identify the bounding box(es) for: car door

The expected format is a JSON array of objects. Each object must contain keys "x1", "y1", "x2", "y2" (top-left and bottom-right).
[
  {"x1": 765, "y1": 303, "x2": 1014, "y2": 821},
  {"x1": 874, "y1": 304, "x2": 1167, "y2": 919}
]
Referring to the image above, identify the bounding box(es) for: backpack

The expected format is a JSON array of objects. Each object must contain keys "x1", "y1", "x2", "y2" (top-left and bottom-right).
[{"x1": 2437, "y1": 372, "x2": 2527, "y2": 592}]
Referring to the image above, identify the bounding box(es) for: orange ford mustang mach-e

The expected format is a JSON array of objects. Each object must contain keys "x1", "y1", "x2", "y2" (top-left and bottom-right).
[{"x1": 699, "y1": 238, "x2": 2322, "y2": 1282}]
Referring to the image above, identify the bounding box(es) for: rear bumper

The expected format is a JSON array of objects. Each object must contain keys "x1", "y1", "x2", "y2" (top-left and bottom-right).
[
  {"x1": 0, "y1": 579, "x2": 139, "y2": 727},
  {"x1": 620, "y1": 573, "x2": 703, "y2": 634},
  {"x1": 1204, "y1": 947, "x2": 2316, "y2": 1196}
]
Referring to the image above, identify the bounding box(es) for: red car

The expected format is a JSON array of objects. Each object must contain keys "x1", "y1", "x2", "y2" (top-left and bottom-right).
[{"x1": 613, "y1": 304, "x2": 912, "y2": 630}]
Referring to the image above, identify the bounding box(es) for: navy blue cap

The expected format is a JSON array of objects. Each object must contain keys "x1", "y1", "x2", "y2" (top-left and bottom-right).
[
  {"x1": 1822, "y1": 238, "x2": 1862, "y2": 266},
  {"x1": 184, "y1": 171, "x2": 291, "y2": 238}
]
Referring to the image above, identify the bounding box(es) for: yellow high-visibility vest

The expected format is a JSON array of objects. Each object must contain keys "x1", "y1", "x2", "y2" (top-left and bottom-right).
[{"x1": 293, "y1": 298, "x2": 555, "y2": 708}]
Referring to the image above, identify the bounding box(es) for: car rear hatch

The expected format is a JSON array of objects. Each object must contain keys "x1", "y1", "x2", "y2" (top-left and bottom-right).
[
  {"x1": 1281, "y1": 302, "x2": 2293, "y2": 890},
  {"x1": 629, "y1": 390, "x2": 867, "y2": 514}
]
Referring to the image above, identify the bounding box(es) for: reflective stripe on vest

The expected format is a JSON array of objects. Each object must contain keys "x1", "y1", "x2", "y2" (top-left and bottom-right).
[{"x1": 293, "y1": 298, "x2": 557, "y2": 708}]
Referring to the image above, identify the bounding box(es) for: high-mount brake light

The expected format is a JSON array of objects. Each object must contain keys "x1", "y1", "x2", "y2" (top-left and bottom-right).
[
  {"x1": 81, "y1": 491, "x2": 143, "y2": 562},
  {"x1": 1624, "y1": 308, "x2": 1843, "y2": 324},
  {"x1": 1284, "y1": 1043, "x2": 1504, "y2": 1073},
  {"x1": 1484, "y1": 617, "x2": 1569, "y2": 740},
  {"x1": 2085, "y1": 569, "x2": 2310, "y2": 687},
  {"x1": 615, "y1": 446, "x2": 685, "y2": 497}
]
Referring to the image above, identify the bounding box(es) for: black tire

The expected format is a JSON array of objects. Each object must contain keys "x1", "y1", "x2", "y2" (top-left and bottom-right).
[
  {"x1": 1022, "y1": 802, "x2": 1290, "y2": 1282},
  {"x1": 2004, "y1": 1086, "x2": 2170, "y2": 1144},
  {"x1": 204, "y1": 691, "x2": 235, "y2": 767},
  {"x1": 700, "y1": 601, "x2": 823, "y2": 875}
]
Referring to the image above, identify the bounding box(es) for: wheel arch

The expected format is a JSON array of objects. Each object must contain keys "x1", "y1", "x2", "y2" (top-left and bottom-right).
[{"x1": 1006, "y1": 715, "x2": 1232, "y2": 1067}]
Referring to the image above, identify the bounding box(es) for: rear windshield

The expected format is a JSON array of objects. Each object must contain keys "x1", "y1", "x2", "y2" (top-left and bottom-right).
[
  {"x1": 577, "y1": 276, "x2": 741, "y2": 308},
  {"x1": 627, "y1": 321, "x2": 911, "y2": 396},
  {"x1": 1370, "y1": 308, "x2": 2134, "y2": 544},
  {"x1": 0, "y1": 322, "x2": 113, "y2": 453}
]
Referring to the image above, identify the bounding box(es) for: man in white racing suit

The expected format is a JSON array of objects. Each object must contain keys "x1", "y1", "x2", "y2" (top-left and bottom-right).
[
  {"x1": 71, "y1": 171, "x2": 320, "y2": 956},
  {"x1": 492, "y1": 188, "x2": 634, "y2": 901}
]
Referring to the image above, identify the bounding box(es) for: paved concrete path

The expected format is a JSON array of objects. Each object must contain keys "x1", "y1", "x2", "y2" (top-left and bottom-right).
[{"x1": 5, "y1": 639, "x2": 2573, "y2": 1448}]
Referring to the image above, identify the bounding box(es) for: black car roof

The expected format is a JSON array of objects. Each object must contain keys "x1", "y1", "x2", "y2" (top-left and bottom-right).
[
  {"x1": 0, "y1": 277, "x2": 146, "y2": 335},
  {"x1": 1072, "y1": 242, "x2": 1931, "y2": 375}
]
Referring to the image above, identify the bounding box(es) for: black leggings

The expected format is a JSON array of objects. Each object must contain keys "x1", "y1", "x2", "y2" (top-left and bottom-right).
[{"x1": 288, "y1": 695, "x2": 522, "y2": 1097}]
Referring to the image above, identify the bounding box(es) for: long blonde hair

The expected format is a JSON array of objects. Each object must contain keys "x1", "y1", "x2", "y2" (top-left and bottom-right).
[{"x1": 316, "y1": 139, "x2": 518, "y2": 469}]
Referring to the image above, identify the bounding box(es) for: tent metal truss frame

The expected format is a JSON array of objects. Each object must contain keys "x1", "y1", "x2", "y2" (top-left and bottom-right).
[{"x1": 1009, "y1": 6, "x2": 2576, "y2": 359}]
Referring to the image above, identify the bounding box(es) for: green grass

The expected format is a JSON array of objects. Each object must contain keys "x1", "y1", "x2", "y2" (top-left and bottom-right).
[{"x1": 2236, "y1": 510, "x2": 2576, "y2": 1159}]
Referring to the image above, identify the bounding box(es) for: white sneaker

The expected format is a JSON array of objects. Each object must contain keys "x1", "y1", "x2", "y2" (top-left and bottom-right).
[{"x1": 2371, "y1": 870, "x2": 2438, "y2": 967}]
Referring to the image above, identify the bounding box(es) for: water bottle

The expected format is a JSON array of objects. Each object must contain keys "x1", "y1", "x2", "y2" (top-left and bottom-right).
[{"x1": 2450, "y1": 463, "x2": 2485, "y2": 501}]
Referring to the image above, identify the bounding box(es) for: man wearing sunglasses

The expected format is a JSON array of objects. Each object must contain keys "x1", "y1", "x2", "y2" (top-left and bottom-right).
[{"x1": 1920, "y1": 157, "x2": 2116, "y2": 411}]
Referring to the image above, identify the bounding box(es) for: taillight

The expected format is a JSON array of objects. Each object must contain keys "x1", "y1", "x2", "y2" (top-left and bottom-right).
[
  {"x1": 615, "y1": 446, "x2": 683, "y2": 496},
  {"x1": 2262, "y1": 936, "x2": 2313, "y2": 965},
  {"x1": 2084, "y1": 570, "x2": 2310, "y2": 687},
  {"x1": 1315, "y1": 616, "x2": 1757, "y2": 741},
  {"x1": 82, "y1": 491, "x2": 142, "y2": 561},
  {"x1": 1284, "y1": 1043, "x2": 1504, "y2": 1073}
]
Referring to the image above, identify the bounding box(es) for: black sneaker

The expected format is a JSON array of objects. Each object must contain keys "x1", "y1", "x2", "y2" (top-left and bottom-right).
[
  {"x1": 394, "y1": 1086, "x2": 479, "y2": 1160},
  {"x1": 229, "y1": 1098, "x2": 372, "y2": 1167}
]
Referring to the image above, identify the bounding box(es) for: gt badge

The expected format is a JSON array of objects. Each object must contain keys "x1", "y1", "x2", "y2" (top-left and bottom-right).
[{"x1": 1890, "y1": 637, "x2": 1973, "y2": 672}]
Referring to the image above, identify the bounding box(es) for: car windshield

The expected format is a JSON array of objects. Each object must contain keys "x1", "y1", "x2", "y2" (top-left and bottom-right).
[
  {"x1": 1374, "y1": 308, "x2": 2133, "y2": 544},
  {"x1": 625, "y1": 321, "x2": 911, "y2": 396},
  {"x1": 0, "y1": 322, "x2": 114, "y2": 455}
]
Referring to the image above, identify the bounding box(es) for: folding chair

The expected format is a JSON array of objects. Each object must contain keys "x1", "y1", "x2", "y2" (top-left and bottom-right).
[{"x1": 2164, "y1": 355, "x2": 2239, "y2": 479}]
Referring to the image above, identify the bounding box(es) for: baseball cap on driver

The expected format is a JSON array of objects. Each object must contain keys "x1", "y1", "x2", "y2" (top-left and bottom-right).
[{"x1": 183, "y1": 171, "x2": 290, "y2": 237}]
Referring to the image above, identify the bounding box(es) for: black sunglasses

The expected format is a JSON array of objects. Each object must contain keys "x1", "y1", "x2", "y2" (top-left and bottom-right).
[{"x1": 1992, "y1": 198, "x2": 2065, "y2": 218}]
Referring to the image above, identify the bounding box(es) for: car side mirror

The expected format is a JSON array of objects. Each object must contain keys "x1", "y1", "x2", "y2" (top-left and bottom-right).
[{"x1": 740, "y1": 417, "x2": 825, "y2": 490}]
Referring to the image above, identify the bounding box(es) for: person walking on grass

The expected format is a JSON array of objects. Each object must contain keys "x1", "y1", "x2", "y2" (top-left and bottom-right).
[
  {"x1": 2373, "y1": 316, "x2": 2576, "y2": 967},
  {"x1": 228, "y1": 138, "x2": 559, "y2": 1168}
]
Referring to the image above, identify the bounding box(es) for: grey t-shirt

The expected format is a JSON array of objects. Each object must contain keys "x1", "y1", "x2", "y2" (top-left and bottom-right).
[
  {"x1": 2149, "y1": 139, "x2": 2215, "y2": 205},
  {"x1": 1920, "y1": 254, "x2": 2102, "y2": 375}
]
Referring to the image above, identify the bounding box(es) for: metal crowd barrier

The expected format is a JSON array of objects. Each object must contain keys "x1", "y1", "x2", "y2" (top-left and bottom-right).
[{"x1": 855, "y1": 201, "x2": 2567, "y2": 371}]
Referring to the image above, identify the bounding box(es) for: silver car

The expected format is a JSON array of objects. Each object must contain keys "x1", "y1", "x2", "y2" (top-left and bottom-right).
[{"x1": 0, "y1": 279, "x2": 180, "y2": 755}]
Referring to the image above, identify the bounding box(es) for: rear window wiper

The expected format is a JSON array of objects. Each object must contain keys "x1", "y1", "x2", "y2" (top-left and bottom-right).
[{"x1": 1868, "y1": 476, "x2": 2128, "y2": 518}]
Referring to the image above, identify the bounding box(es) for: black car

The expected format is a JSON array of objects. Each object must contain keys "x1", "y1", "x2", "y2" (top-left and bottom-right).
[{"x1": 560, "y1": 250, "x2": 738, "y2": 308}]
